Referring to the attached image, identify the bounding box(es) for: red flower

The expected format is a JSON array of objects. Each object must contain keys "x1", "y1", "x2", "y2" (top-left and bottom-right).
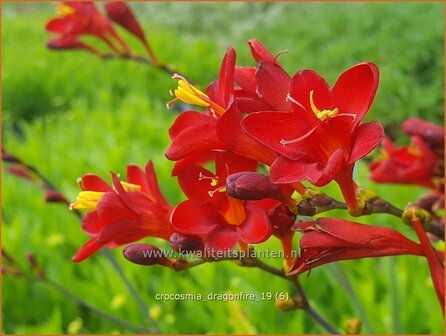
[
  {"x1": 104, "y1": 2, "x2": 159, "y2": 65},
  {"x1": 70, "y1": 161, "x2": 172, "y2": 262},
  {"x1": 289, "y1": 217, "x2": 438, "y2": 275},
  {"x1": 165, "y1": 47, "x2": 277, "y2": 174},
  {"x1": 46, "y1": 2, "x2": 131, "y2": 55},
  {"x1": 170, "y1": 154, "x2": 273, "y2": 252},
  {"x1": 369, "y1": 136, "x2": 439, "y2": 189},
  {"x1": 242, "y1": 63, "x2": 383, "y2": 209}
]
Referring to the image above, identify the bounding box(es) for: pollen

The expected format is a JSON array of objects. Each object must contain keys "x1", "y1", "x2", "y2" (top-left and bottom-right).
[
  {"x1": 310, "y1": 90, "x2": 339, "y2": 121},
  {"x1": 70, "y1": 191, "x2": 105, "y2": 211},
  {"x1": 208, "y1": 185, "x2": 226, "y2": 197}
]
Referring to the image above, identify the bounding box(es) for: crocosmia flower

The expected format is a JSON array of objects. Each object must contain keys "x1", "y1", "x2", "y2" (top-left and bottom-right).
[
  {"x1": 370, "y1": 136, "x2": 440, "y2": 189},
  {"x1": 70, "y1": 161, "x2": 172, "y2": 262},
  {"x1": 46, "y1": 1, "x2": 130, "y2": 55},
  {"x1": 289, "y1": 217, "x2": 436, "y2": 276},
  {"x1": 165, "y1": 47, "x2": 277, "y2": 174},
  {"x1": 170, "y1": 154, "x2": 273, "y2": 252},
  {"x1": 242, "y1": 63, "x2": 384, "y2": 209}
]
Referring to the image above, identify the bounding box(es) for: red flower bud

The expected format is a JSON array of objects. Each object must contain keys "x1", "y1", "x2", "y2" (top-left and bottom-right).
[
  {"x1": 226, "y1": 172, "x2": 295, "y2": 207},
  {"x1": 169, "y1": 233, "x2": 204, "y2": 254},
  {"x1": 123, "y1": 244, "x2": 172, "y2": 267},
  {"x1": 7, "y1": 165, "x2": 37, "y2": 183},
  {"x1": 403, "y1": 118, "x2": 444, "y2": 148},
  {"x1": 45, "y1": 190, "x2": 68, "y2": 204}
]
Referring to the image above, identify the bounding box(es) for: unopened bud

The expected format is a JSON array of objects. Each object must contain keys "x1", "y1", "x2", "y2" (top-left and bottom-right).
[
  {"x1": 344, "y1": 318, "x2": 362, "y2": 334},
  {"x1": 268, "y1": 204, "x2": 296, "y2": 237},
  {"x1": 123, "y1": 244, "x2": 173, "y2": 267},
  {"x1": 7, "y1": 165, "x2": 37, "y2": 183},
  {"x1": 226, "y1": 172, "x2": 295, "y2": 207},
  {"x1": 2, "y1": 151, "x2": 20, "y2": 163},
  {"x1": 169, "y1": 233, "x2": 204, "y2": 254},
  {"x1": 45, "y1": 190, "x2": 68, "y2": 203},
  {"x1": 275, "y1": 295, "x2": 303, "y2": 311},
  {"x1": 403, "y1": 118, "x2": 444, "y2": 147}
]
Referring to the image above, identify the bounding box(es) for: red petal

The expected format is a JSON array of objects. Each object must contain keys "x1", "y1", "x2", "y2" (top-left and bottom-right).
[
  {"x1": 270, "y1": 156, "x2": 306, "y2": 184},
  {"x1": 237, "y1": 203, "x2": 272, "y2": 244},
  {"x1": 165, "y1": 124, "x2": 228, "y2": 161},
  {"x1": 177, "y1": 165, "x2": 225, "y2": 204},
  {"x1": 170, "y1": 200, "x2": 223, "y2": 235},
  {"x1": 289, "y1": 69, "x2": 331, "y2": 126},
  {"x1": 304, "y1": 148, "x2": 346, "y2": 186},
  {"x1": 256, "y1": 60, "x2": 290, "y2": 111},
  {"x1": 348, "y1": 122, "x2": 384, "y2": 163},
  {"x1": 205, "y1": 225, "x2": 239, "y2": 251},
  {"x1": 242, "y1": 111, "x2": 310, "y2": 159},
  {"x1": 46, "y1": 18, "x2": 68, "y2": 33},
  {"x1": 217, "y1": 100, "x2": 276, "y2": 165},
  {"x1": 332, "y1": 62, "x2": 379, "y2": 122},
  {"x1": 218, "y1": 48, "x2": 236, "y2": 106},
  {"x1": 168, "y1": 111, "x2": 215, "y2": 139},
  {"x1": 81, "y1": 211, "x2": 103, "y2": 235},
  {"x1": 72, "y1": 236, "x2": 104, "y2": 262},
  {"x1": 235, "y1": 66, "x2": 257, "y2": 94},
  {"x1": 248, "y1": 39, "x2": 276, "y2": 63},
  {"x1": 235, "y1": 97, "x2": 274, "y2": 113},
  {"x1": 144, "y1": 161, "x2": 171, "y2": 209},
  {"x1": 81, "y1": 174, "x2": 112, "y2": 192}
]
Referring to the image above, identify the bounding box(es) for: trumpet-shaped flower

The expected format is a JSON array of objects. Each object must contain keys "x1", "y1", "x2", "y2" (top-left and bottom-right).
[
  {"x1": 71, "y1": 161, "x2": 172, "y2": 262},
  {"x1": 242, "y1": 63, "x2": 383, "y2": 209}
]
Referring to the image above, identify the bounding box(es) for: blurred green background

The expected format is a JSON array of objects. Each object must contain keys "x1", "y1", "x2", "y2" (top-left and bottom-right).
[{"x1": 2, "y1": 1, "x2": 444, "y2": 334}]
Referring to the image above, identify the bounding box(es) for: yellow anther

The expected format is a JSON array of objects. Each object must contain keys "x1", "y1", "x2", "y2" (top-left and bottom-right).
[
  {"x1": 70, "y1": 191, "x2": 105, "y2": 211},
  {"x1": 310, "y1": 90, "x2": 339, "y2": 121},
  {"x1": 199, "y1": 172, "x2": 219, "y2": 186},
  {"x1": 208, "y1": 185, "x2": 226, "y2": 197},
  {"x1": 57, "y1": 4, "x2": 75, "y2": 16},
  {"x1": 120, "y1": 182, "x2": 142, "y2": 192}
]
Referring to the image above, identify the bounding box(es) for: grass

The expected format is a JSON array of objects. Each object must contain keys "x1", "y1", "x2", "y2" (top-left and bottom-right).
[{"x1": 2, "y1": 1, "x2": 444, "y2": 334}]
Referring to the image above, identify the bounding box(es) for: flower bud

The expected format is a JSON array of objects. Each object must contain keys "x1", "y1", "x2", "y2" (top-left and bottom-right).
[
  {"x1": 45, "y1": 190, "x2": 68, "y2": 203},
  {"x1": 2, "y1": 151, "x2": 20, "y2": 163},
  {"x1": 169, "y1": 233, "x2": 204, "y2": 254},
  {"x1": 344, "y1": 318, "x2": 362, "y2": 334},
  {"x1": 226, "y1": 172, "x2": 295, "y2": 207},
  {"x1": 403, "y1": 118, "x2": 444, "y2": 147},
  {"x1": 123, "y1": 244, "x2": 172, "y2": 267},
  {"x1": 7, "y1": 165, "x2": 37, "y2": 183},
  {"x1": 275, "y1": 295, "x2": 303, "y2": 311}
]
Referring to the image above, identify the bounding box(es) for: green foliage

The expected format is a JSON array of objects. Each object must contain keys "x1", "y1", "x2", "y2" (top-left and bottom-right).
[{"x1": 2, "y1": 2, "x2": 444, "y2": 334}]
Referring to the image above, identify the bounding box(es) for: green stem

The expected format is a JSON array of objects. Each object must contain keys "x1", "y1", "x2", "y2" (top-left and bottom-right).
[
  {"x1": 41, "y1": 276, "x2": 153, "y2": 333},
  {"x1": 101, "y1": 249, "x2": 159, "y2": 333},
  {"x1": 327, "y1": 263, "x2": 375, "y2": 334},
  {"x1": 388, "y1": 257, "x2": 402, "y2": 333}
]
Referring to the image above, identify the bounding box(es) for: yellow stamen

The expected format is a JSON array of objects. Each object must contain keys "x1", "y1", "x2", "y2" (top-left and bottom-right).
[
  {"x1": 199, "y1": 173, "x2": 219, "y2": 187},
  {"x1": 70, "y1": 191, "x2": 104, "y2": 211},
  {"x1": 57, "y1": 4, "x2": 75, "y2": 16},
  {"x1": 310, "y1": 90, "x2": 339, "y2": 121},
  {"x1": 120, "y1": 181, "x2": 142, "y2": 192},
  {"x1": 168, "y1": 74, "x2": 226, "y2": 116},
  {"x1": 208, "y1": 185, "x2": 226, "y2": 197}
]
